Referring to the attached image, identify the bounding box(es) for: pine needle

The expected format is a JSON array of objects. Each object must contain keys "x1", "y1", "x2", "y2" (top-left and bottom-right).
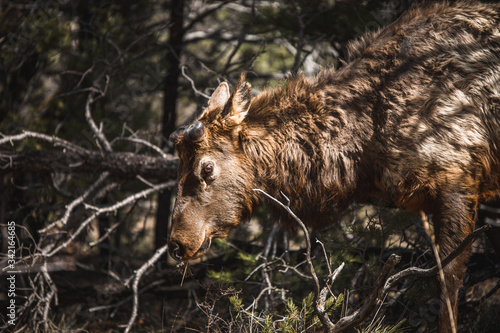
[{"x1": 180, "y1": 262, "x2": 189, "y2": 286}]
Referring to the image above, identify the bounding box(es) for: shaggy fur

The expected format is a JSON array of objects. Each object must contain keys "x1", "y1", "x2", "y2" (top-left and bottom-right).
[{"x1": 169, "y1": 2, "x2": 500, "y2": 332}]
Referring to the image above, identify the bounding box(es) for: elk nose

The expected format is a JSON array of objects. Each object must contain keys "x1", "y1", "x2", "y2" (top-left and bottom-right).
[{"x1": 170, "y1": 241, "x2": 185, "y2": 261}]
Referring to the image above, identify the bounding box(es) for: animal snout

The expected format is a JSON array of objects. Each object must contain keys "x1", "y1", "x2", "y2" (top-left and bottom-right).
[
  {"x1": 167, "y1": 232, "x2": 213, "y2": 261},
  {"x1": 169, "y1": 241, "x2": 185, "y2": 261}
]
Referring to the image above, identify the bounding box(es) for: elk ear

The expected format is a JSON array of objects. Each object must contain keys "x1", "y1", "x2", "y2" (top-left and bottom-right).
[
  {"x1": 169, "y1": 126, "x2": 186, "y2": 144},
  {"x1": 207, "y1": 82, "x2": 230, "y2": 109},
  {"x1": 224, "y1": 72, "x2": 252, "y2": 126}
]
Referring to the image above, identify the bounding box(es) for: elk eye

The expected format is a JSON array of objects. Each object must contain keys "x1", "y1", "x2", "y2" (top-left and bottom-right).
[{"x1": 202, "y1": 162, "x2": 214, "y2": 177}]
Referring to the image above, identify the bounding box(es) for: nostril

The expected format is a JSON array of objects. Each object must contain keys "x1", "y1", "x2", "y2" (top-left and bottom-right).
[{"x1": 171, "y1": 242, "x2": 185, "y2": 261}]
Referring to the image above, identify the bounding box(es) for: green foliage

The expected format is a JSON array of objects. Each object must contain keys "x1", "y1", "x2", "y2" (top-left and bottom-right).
[
  {"x1": 230, "y1": 295, "x2": 244, "y2": 313},
  {"x1": 358, "y1": 318, "x2": 408, "y2": 333},
  {"x1": 224, "y1": 288, "x2": 352, "y2": 332},
  {"x1": 207, "y1": 269, "x2": 235, "y2": 284},
  {"x1": 226, "y1": 291, "x2": 328, "y2": 332}
]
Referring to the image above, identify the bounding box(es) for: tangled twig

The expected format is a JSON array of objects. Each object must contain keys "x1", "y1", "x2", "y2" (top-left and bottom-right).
[{"x1": 253, "y1": 189, "x2": 492, "y2": 332}]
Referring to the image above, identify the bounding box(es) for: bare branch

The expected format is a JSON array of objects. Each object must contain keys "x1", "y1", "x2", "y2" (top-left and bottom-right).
[
  {"x1": 181, "y1": 66, "x2": 210, "y2": 99},
  {"x1": 332, "y1": 254, "x2": 401, "y2": 333},
  {"x1": 40, "y1": 262, "x2": 58, "y2": 331},
  {"x1": 383, "y1": 224, "x2": 492, "y2": 293},
  {"x1": 123, "y1": 243, "x2": 170, "y2": 333},
  {"x1": 88, "y1": 201, "x2": 138, "y2": 247},
  {"x1": 421, "y1": 211, "x2": 456, "y2": 333},
  {"x1": 85, "y1": 91, "x2": 113, "y2": 152},
  {"x1": 89, "y1": 279, "x2": 165, "y2": 314},
  {"x1": 0, "y1": 130, "x2": 89, "y2": 155},
  {"x1": 40, "y1": 172, "x2": 109, "y2": 233},
  {"x1": 41, "y1": 181, "x2": 176, "y2": 257},
  {"x1": 183, "y1": 0, "x2": 233, "y2": 33},
  {"x1": 111, "y1": 136, "x2": 167, "y2": 158},
  {"x1": 0, "y1": 150, "x2": 178, "y2": 180},
  {"x1": 253, "y1": 188, "x2": 335, "y2": 330},
  {"x1": 252, "y1": 189, "x2": 491, "y2": 332}
]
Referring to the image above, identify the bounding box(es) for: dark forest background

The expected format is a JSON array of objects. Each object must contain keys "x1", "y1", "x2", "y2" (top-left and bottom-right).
[{"x1": 1, "y1": 0, "x2": 500, "y2": 332}]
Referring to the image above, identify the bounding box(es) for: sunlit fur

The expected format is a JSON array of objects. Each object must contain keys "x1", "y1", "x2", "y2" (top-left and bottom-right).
[{"x1": 170, "y1": 2, "x2": 500, "y2": 331}]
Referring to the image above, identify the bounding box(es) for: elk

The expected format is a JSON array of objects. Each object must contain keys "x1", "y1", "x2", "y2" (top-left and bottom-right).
[{"x1": 168, "y1": 2, "x2": 500, "y2": 332}]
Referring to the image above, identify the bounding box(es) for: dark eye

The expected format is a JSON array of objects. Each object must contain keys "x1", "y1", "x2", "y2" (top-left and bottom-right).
[{"x1": 202, "y1": 162, "x2": 214, "y2": 177}]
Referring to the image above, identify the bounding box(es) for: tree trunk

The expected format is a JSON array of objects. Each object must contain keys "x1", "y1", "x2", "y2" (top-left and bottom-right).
[{"x1": 155, "y1": 0, "x2": 185, "y2": 253}]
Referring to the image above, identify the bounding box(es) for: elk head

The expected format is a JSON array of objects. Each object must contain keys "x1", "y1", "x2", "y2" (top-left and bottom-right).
[{"x1": 167, "y1": 73, "x2": 255, "y2": 262}]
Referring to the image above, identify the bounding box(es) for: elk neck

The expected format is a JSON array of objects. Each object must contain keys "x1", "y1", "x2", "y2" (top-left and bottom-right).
[{"x1": 237, "y1": 66, "x2": 381, "y2": 230}]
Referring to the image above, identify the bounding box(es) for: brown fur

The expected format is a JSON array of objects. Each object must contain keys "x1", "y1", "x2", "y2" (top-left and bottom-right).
[{"x1": 168, "y1": 2, "x2": 500, "y2": 332}]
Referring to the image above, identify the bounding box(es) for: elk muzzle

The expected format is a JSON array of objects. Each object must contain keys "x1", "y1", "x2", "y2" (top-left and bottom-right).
[{"x1": 167, "y1": 225, "x2": 212, "y2": 261}]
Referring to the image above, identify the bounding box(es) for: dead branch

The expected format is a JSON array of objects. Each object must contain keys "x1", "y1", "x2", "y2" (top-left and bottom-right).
[
  {"x1": 0, "y1": 150, "x2": 178, "y2": 180},
  {"x1": 253, "y1": 189, "x2": 493, "y2": 332},
  {"x1": 332, "y1": 254, "x2": 401, "y2": 333},
  {"x1": 0, "y1": 130, "x2": 89, "y2": 155},
  {"x1": 329, "y1": 224, "x2": 491, "y2": 333},
  {"x1": 0, "y1": 256, "x2": 76, "y2": 275},
  {"x1": 421, "y1": 211, "x2": 456, "y2": 333},
  {"x1": 253, "y1": 189, "x2": 339, "y2": 331},
  {"x1": 40, "y1": 172, "x2": 110, "y2": 233},
  {"x1": 88, "y1": 279, "x2": 166, "y2": 315},
  {"x1": 383, "y1": 224, "x2": 492, "y2": 293},
  {"x1": 40, "y1": 262, "x2": 58, "y2": 331},
  {"x1": 181, "y1": 66, "x2": 210, "y2": 99},
  {"x1": 40, "y1": 181, "x2": 176, "y2": 257},
  {"x1": 111, "y1": 136, "x2": 168, "y2": 158},
  {"x1": 122, "y1": 243, "x2": 170, "y2": 333},
  {"x1": 84, "y1": 84, "x2": 112, "y2": 152}
]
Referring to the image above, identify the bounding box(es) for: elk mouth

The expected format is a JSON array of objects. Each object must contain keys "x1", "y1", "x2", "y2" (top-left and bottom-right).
[
  {"x1": 189, "y1": 227, "x2": 233, "y2": 260},
  {"x1": 184, "y1": 236, "x2": 212, "y2": 261},
  {"x1": 169, "y1": 226, "x2": 231, "y2": 262},
  {"x1": 169, "y1": 234, "x2": 213, "y2": 262},
  {"x1": 196, "y1": 236, "x2": 212, "y2": 255}
]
